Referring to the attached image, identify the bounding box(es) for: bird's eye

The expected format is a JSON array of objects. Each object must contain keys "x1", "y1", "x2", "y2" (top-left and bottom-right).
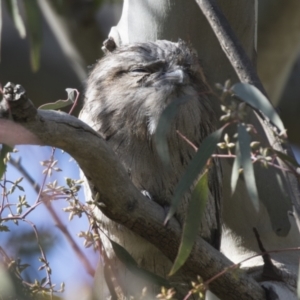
[{"x1": 131, "y1": 68, "x2": 149, "y2": 73}]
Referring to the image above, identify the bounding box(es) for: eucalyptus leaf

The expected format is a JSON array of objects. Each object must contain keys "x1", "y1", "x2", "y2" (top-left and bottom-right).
[
  {"x1": 39, "y1": 88, "x2": 76, "y2": 110},
  {"x1": 155, "y1": 96, "x2": 188, "y2": 166},
  {"x1": 272, "y1": 149, "x2": 300, "y2": 168},
  {"x1": 232, "y1": 83, "x2": 285, "y2": 133},
  {"x1": 275, "y1": 173, "x2": 291, "y2": 210},
  {"x1": 110, "y1": 239, "x2": 138, "y2": 269},
  {"x1": 5, "y1": 0, "x2": 26, "y2": 38},
  {"x1": 0, "y1": 224, "x2": 9, "y2": 232},
  {"x1": 110, "y1": 239, "x2": 170, "y2": 287},
  {"x1": 23, "y1": 0, "x2": 42, "y2": 72},
  {"x1": 169, "y1": 172, "x2": 208, "y2": 275},
  {"x1": 238, "y1": 124, "x2": 259, "y2": 211},
  {"x1": 165, "y1": 127, "x2": 224, "y2": 224},
  {"x1": 134, "y1": 265, "x2": 171, "y2": 287},
  {"x1": 231, "y1": 142, "x2": 241, "y2": 195},
  {"x1": 39, "y1": 99, "x2": 73, "y2": 110}
]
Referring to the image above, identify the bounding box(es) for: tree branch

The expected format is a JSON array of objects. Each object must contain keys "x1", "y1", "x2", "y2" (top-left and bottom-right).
[
  {"x1": 195, "y1": 0, "x2": 266, "y2": 94},
  {"x1": 0, "y1": 83, "x2": 266, "y2": 299}
]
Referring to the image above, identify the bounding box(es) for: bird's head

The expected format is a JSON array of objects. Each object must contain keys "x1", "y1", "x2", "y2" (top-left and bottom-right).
[{"x1": 83, "y1": 40, "x2": 212, "y2": 138}]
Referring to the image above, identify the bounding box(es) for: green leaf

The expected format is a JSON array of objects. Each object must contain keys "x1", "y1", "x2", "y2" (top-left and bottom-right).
[
  {"x1": 169, "y1": 172, "x2": 208, "y2": 276},
  {"x1": 272, "y1": 149, "x2": 300, "y2": 168},
  {"x1": 133, "y1": 266, "x2": 171, "y2": 287},
  {"x1": 0, "y1": 144, "x2": 13, "y2": 179},
  {"x1": 110, "y1": 239, "x2": 138, "y2": 269},
  {"x1": 18, "y1": 263, "x2": 30, "y2": 273},
  {"x1": 165, "y1": 127, "x2": 224, "y2": 224},
  {"x1": 0, "y1": 224, "x2": 9, "y2": 232},
  {"x1": 38, "y1": 99, "x2": 73, "y2": 110},
  {"x1": 41, "y1": 277, "x2": 47, "y2": 285},
  {"x1": 110, "y1": 239, "x2": 170, "y2": 287},
  {"x1": 23, "y1": 0, "x2": 42, "y2": 72},
  {"x1": 232, "y1": 83, "x2": 285, "y2": 133},
  {"x1": 238, "y1": 124, "x2": 259, "y2": 211},
  {"x1": 5, "y1": 0, "x2": 26, "y2": 38},
  {"x1": 39, "y1": 89, "x2": 75, "y2": 110},
  {"x1": 231, "y1": 141, "x2": 241, "y2": 195},
  {"x1": 155, "y1": 96, "x2": 187, "y2": 166},
  {"x1": 16, "y1": 184, "x2": 24, "y2": 192}
]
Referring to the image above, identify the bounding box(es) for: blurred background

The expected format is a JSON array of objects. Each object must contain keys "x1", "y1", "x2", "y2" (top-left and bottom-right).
[
  {"x1": 0, "y1": 0, "x2": 299, "y2": 299},
  {"x1": 0, "y1": 1, "x2": 122, "y2": 299}
]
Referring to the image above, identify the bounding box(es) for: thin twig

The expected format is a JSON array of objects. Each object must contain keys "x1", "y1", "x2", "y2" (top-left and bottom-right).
[
  {"x1": 176, "y1": 130, "x2": 198, "y2": 152},
  {"x1": 9, "y1": 157, "x2": 95, "y2": 277}
]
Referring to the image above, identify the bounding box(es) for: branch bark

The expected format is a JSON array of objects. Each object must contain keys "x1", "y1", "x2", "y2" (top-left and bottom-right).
[{"x1": 0, "y1": 83, "x2": 266, "y2": 300}]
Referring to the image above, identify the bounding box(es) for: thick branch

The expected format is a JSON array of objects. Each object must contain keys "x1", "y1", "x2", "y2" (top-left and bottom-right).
[{"x1": 0, "y1": 83, "x2": 266, "y2": 300}]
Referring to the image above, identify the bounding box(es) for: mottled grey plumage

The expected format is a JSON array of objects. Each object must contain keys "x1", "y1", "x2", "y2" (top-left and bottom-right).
[{"x1": 80, "y1": 40, "x2": 222, "y2": 298}]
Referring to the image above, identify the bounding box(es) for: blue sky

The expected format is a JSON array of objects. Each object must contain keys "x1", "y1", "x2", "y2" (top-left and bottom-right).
[{"x1": 2, "y1": 145, "x2": 98, "y2": 299}]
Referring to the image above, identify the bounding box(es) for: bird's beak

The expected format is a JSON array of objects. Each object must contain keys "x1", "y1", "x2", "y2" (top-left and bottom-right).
[{"x1": 162, "y1": 69, "x2": 187, "y2": 85}]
